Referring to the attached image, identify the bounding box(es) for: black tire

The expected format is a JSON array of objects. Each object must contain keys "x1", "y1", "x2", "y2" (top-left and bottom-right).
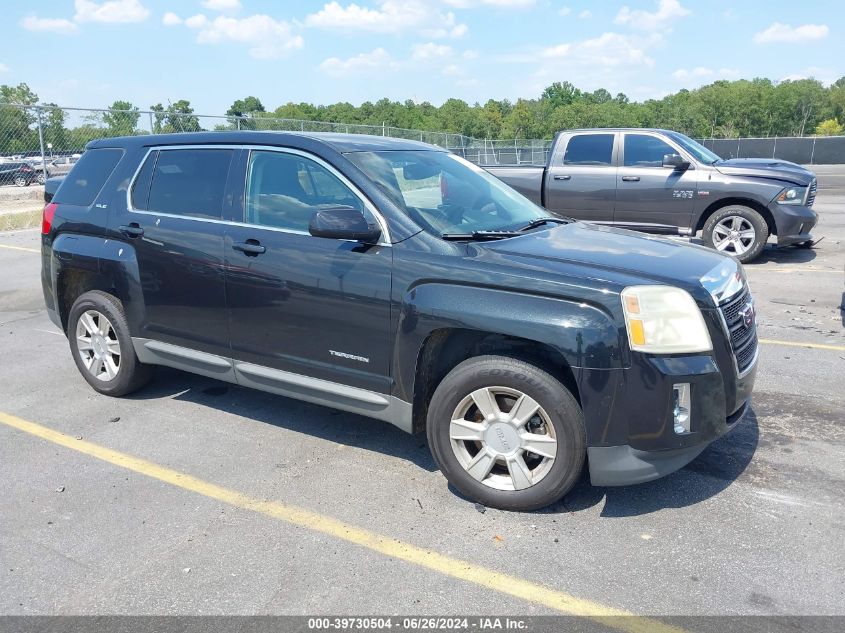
[
  {"x1": 68, "y1": 290, "x2": 153, "y2": 397},
  {"x1": 14, "y1": 175, "x2": 27, "y2": 187},
  {"x1": 702, "y1": 205, "x2": 769, "y2": 263},
  {"x1": 427, "y1": 355, "x2": 586, "y2": 512},
  {"x1": 37, "y1": 173, "x2": 46, "y2": 185}
]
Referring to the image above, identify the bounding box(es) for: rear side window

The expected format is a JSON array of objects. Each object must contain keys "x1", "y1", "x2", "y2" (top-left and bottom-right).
[
  {"x1": 562, "y1": 134, "x2": 615, "y2": 166},
  {"x1": 624, "y1": 134, "x2": 679, "y2": 167},
  {"x1": 145, "y1": 148, "x2": 234, "y2": 220},
  {"x1": 53, "y1": 149, "x2": 123, "y2": 206},
  {"x1": 130, "y1": 150, "x2": 157, "y2": 210}
]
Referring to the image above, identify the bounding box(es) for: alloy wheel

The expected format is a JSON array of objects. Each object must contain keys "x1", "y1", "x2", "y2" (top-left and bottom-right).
[
  {"x1": 449, "y1": 386, "x2": 558, "y2": 491},
  {"x1": 712, "y1": 216, "x2": 756, "y2": 255},
  {"x1": 75, "y1": 310, "x2": 121, "y2": 381}
]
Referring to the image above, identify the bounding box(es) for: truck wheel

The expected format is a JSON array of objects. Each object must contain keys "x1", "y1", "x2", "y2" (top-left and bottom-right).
[
  {"x1": 427, "y1": 355, "x2": 585, "y2": 512},
  {"x1": 703, "y1": 205, "x2": 768, "y2": 263},
  {"x1": 68, "y1": 291, "x2": 152, "y2": 397}
]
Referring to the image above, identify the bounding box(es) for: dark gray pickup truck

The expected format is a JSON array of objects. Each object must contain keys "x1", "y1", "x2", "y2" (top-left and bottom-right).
[{"x1": 487, "y1": 128, "x2": 818, "y2": 263}]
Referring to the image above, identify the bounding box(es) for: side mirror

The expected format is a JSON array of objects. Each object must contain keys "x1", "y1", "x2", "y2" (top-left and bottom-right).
[
  {"x1": 662, "y1": 153, "x2": 690, "y2": 170},
  {"x1": 309, "y1": 206, "x2": 381, "y2": 243}
]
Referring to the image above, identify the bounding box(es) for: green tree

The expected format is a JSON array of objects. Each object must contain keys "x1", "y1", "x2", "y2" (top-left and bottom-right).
[
  {"x1": 227, "y1": 96, "x2": 266, "y2": 129},
  {"x1": 150, "y1": 100, "x2": 201, "y2": 133},
  {"x1": 815, "y1": 118, "x2": 844, "y2": 136},
  {"x1": 102, "y1": 100, "x2": 140, "y2": 136}
]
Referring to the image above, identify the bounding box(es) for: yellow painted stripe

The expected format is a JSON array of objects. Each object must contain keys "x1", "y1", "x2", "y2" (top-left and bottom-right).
[
  {"x1": 759, "y1": 338, "x2": 845, "y2": 352},
  {"x1": 0, "y1": 410, "x2": 683, "y2": 633},
  {"x1": 0, "y1": 243, "x2": 39, "y2": 254}
]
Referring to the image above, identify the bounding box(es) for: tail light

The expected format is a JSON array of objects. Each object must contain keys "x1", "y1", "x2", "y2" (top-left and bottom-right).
[
  {"x1": 42, "y1": 202, "x2": 57, "y2": 235},
  {"x1": 22, "y1": 165, "x2": 33, "y2": 172},
  {"x1": 440, "y1": 173, "x2": 449, "y2": 200}
]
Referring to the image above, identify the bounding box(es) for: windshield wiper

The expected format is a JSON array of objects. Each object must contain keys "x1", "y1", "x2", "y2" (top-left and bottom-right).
[
  {"x1": 516, "y1": 217, "x2": 571, "y2": 232},
  {"x1": 441, "y1": 230, "x2": 523, "y2": 241}
]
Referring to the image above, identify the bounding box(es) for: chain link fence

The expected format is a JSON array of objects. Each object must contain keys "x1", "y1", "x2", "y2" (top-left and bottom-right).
[{"x1": 1, "y1": 103, "x2": 842, "y2": 229}]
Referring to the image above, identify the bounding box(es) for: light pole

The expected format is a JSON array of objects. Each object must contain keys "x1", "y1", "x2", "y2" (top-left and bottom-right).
[{"x1": 47, "y1": 143, "x2": 53, "y2": 159}]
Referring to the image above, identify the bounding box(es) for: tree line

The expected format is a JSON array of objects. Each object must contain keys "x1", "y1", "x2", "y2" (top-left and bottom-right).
[{"x1": 2, "y1": 77, "x2": 845, "y2": 155}]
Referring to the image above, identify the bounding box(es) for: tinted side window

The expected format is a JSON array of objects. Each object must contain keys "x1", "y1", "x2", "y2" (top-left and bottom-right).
[
  {"x1": 146, "y1": 149, "x2": 233, "y2": 219},
  {"x1": 130, "y1": 150, "x2": 157, "y2": 210},
  {"x1": 624, "y1": 134, "x2": 678, "y2": 167},
  {"x1": 563, "y1": 134, "x2": 615, "y2": 166},
  {"x1": 53, "y1": 149, "x2": 123, "y2": 206},
  {"x1": 245, "y1": 151, "x2": 364, "y2": 232}
]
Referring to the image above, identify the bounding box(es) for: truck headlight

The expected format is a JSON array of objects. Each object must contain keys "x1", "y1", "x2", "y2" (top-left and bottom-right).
[
  {"x1": 775, "y1": 186, "x2": 807, "y2": 205},
  {"x1": 621, "y1": 286, "x2": 712, "y2": 354}
]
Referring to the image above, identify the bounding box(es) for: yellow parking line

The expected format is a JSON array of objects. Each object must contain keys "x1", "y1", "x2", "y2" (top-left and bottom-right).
[
  {"x1": 759, "y1": 338, "x2": 845, "y2": 352},
  {"x1": 0, "y1": 410, "x2": 683, "y2": 633},
  {"x1": 0, "y1": 243, "x2": 40, "y2": 254}
]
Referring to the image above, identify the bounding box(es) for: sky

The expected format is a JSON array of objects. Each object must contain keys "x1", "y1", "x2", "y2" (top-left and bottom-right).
[{"x1": 0, "y1": 0, "x2": 841, "y2": 117}]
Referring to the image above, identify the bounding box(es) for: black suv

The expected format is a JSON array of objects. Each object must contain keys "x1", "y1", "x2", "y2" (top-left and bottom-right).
[
  {"x1": 41, "y1": 132, "x2": 757, "y2": 511},
  {"x1": 0, "y1": 161, "x2": 37, "y2": 187}
]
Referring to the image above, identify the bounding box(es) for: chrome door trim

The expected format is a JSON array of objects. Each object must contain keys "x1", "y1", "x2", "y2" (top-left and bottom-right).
[{"x1": 125, "y1": 143, "x2": 392, "y2": 245}]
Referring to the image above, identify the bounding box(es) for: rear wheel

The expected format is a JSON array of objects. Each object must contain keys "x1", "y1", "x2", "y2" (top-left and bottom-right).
[
  {"x1": 36, "y1": 172, "x2": 46, "y2": 185},
  {"x1": 703, "y1": 205, "x2": 768, "y2": 263},
  {"x1": 68, "y1": 291, "x2": 152, "y2": 397},
  {"x1": 427, "y1": 355, "x2": 585, "y2": 511}
]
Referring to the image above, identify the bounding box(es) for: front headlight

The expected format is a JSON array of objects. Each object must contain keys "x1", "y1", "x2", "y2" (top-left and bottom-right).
[
  {"x1": 621, "y1": 285, "x2": 712, "y2": 354},
  {"x1": 775, "y1": 186, "x2": 807, "y2": 205}
]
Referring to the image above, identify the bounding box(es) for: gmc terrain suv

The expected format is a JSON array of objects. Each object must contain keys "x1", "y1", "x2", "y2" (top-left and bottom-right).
[
  {"x1": 488, "y1": 128, "x2": 818, "y2": 263},
  {"x1": 41, "y1": 132, "x2": 757, "y2": 511}
]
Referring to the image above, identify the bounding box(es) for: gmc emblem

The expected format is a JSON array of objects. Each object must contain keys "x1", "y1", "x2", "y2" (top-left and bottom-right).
[{"x1": 739, "y1": 303, "x2": 755, "y2": 328}]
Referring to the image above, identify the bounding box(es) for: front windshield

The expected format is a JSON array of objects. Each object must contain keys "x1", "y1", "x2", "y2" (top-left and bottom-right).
[
  {"x1": 345, "y1": 150, "x2": 549, "y2": 236},
  {"x1": 666, "y1": 131, "x2": 722, "y2": 164}
]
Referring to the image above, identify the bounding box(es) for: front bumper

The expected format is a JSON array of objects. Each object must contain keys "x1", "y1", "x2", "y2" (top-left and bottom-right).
[
  {"x1": 769, "y1": 202, "x2": 817, "y2": 247},
  {"x1": 588, "y1": 401, "x2": 748, "y2": 486},
  {"x1": 578, "y1": 334, "x2": 757, "y2": 487}
]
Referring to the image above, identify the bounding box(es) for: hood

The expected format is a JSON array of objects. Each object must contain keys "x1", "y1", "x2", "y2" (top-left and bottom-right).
[
  {"x1": 481, "y1": 222, "x2": 741, "y2": 305},
  {"x1": 714, "y1": 158, "x2": 815, "y2": 186}
]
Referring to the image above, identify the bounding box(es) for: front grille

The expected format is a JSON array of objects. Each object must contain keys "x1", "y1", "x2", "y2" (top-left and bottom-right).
[
  {"x1": 807, "y1": 179, "x2": 817, "y2": 207},
  {"x1": 719, "y1": 287, "x2": 757, "y2": 374}
]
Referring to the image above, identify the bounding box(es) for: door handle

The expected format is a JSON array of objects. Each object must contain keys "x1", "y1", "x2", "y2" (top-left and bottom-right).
[
  {"x1": 233, "y1": 239, "x2": 266, "y2": 256},
  {"x1": 621, "y1": 176, "x2": 640, "y2": 182},
  {"x1": 553, "y1": 175, "x2": 571, "y2": 181},
  {"x1": 118, "y1": 223, "x2": 144, "y2": 238}
]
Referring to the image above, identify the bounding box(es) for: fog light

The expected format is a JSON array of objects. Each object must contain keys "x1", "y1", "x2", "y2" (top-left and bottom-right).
[
  {"x1": 673, "y1": 383, "x2": 691, "y2": 434},
  {"x1": 798, "y1": 223, "x2": 805, "y2": 235}
]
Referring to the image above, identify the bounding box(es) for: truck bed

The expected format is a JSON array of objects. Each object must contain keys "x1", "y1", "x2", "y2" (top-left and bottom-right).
[{"x1": 484, "y1": 165, "x2": 545, "y2": 205}]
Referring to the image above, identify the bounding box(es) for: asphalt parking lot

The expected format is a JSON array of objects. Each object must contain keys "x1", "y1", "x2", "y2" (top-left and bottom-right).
[{"x1": 0, "y1": 188, "x2": 843, "y2": 620}]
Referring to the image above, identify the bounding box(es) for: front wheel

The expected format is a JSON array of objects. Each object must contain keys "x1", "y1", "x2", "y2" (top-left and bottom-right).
[
  {"x1": 14, "y1": 175, "x2": 27, "y2": 187},
  {"x1": 703, "y1": 205, "x2": 769, "y2": 263},
  {"x1": 427, "y1": 355, "x2": 586, "y2": 511}
]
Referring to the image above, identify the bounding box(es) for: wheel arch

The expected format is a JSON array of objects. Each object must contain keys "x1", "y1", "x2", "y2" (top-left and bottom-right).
[{"x1": 695, "y1": 197, "x2": 776, "y2": 236}]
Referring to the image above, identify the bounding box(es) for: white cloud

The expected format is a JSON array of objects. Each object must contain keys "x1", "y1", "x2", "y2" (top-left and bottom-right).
[
  {"x1": 442, "y1": 64, "x2": 464, "y2": 77},
  {"x1": 543, "y1": 32, "x2": 655, "y2": 67},
  {"x1": 201, "y1": 0, "x2": 241, "y2": 11},
  {"x1": 305, "y1": 1, "x2": 467, "y2": 38},
  {"x1": 320, "y1": 48, "x2": 399, "y2": 77},
  {"x1": 182, "y1": 14, "x2": 303, "y2": 59},
  {"x1": 162, "y1": 12, "x2": 182, "y2": 26},
  {"x1": 21, "y1": 16, "x2": 79, "y2": 34},
  {"x1": 74, "y1": 0, "x2": 149, "y2": 23},
  {"x1": 0, "y1": 62, "x2": 9, "y2": 73},
  {"x1": 411, "y1": 42, "x2": 453, "y2": 60},
  {"x1": 443, "y1": 0, "x2": 534, "y2": 6},
  {"x1": 754, "y1": 22, "x2": 829, "y2": 44},
  {"x1": 615, "y1": 0, "x2": 688, "y2": 31},
  {"x1": 558, "y1": 6, "x2": 571, "y2": 17},
  {"x1": 672, "y1": 67, "x2": 740, "y2": 82},
  {"x1": 185, "y1": 14, "x2": 209, "y2": 28},
  {"x1": 578, "y1": 9, "x2": 591, "y2": 18}
]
